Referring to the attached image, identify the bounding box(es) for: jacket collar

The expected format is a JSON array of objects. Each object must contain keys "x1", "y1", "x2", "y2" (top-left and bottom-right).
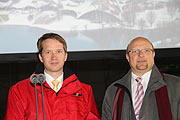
[
  {"x1": 32, "y1": 63, "x2": 81, "y2": 93},
  {"x1": 147, "y1": 65, "x2": 166, "y2": 92},
  {"x1": 114, "y1": 65, "x2": 166, "y2": 93}
]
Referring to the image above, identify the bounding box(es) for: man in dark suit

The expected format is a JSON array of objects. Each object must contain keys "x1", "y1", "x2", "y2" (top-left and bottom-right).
[{"x1": 102, "y1": 37, "x2": 180, "y2": 120}]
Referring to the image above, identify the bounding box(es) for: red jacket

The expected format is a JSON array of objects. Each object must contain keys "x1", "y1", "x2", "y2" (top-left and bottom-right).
[{"x1": 5, "y1": 67, "x2": 100, "y2": 120}]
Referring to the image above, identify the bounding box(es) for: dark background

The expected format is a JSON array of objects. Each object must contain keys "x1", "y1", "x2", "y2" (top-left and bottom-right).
[{"x1": 0, "y1": 48, "x2": 180, "y2": 119}]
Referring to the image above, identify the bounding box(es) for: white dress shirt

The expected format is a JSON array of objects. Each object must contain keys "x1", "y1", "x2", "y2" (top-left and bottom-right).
[
  {"x1": 131, "y1": 70, "x2": 152, "y2": 109},
  {"x1": 44, "y1": 71, "x2": 64, "y2": 91}
]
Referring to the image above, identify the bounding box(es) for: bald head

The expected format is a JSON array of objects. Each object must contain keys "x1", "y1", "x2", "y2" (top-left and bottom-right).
[{"x1": 127, "y1": 37, "x2": 154, "y2": 53}]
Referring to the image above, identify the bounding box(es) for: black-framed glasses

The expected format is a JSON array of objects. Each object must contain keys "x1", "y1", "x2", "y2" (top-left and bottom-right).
[{"x1": 128, "y1": 48, "x2": 154, "y2": 55}]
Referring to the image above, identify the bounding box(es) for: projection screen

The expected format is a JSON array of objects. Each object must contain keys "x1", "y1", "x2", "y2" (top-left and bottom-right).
[{"x1": 0, "y1": 0, "x2": 180, "y2": 54}]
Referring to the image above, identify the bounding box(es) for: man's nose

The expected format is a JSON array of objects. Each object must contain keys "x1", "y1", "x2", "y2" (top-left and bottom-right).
[
  {"x1": 138, "y1": 50, "x2": 144, "y2": 57},
  {"x1": 51, "y1": 52, "x2": 57, "y2": 59}
]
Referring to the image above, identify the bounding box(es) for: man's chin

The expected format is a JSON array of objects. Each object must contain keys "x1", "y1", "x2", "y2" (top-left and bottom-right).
[
  {"x1": 136, "y1": 65, "x2": 148, "y2": 71},
  {"x1": 48, "y1": 68, "x2": 61, "y2": 73}
]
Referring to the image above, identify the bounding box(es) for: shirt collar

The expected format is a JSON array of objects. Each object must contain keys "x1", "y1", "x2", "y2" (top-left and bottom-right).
[
  {"x1": 132, "y1": 70, "x2": 152, "y2": 82},
  {"x1": 44, "y1": 71, "x2": 64, "y2": 89},
  {"x1": 131, "y1": 70, "x2": 152, "y2": 92}
]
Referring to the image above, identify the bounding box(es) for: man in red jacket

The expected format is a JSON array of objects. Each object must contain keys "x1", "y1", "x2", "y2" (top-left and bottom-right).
[{"x1": 5, "y1": 33, "x2": 100, "y2": 120}]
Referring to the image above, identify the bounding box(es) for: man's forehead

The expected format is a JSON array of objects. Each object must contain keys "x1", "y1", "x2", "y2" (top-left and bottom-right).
[{"x1": 129, "y1": 39, "x2": 152, "y2": 49}]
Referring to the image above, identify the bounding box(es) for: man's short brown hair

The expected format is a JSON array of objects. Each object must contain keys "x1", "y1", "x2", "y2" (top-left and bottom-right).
[{"x1": 37, "y1": 33, "x2": 67, "y2": 54}]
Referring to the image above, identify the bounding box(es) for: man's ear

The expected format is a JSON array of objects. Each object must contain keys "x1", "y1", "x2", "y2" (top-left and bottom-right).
[
  {"x1": 152, "y1": 51, "x2": 155, "y2": 58},
  {"x1": 38, "y1": 53, "x2": 43, "y2": 63},
  {"x1": 126, "y1": 53, "x2": 130, "y2": 62},
  {"x1": 64, "y1": 53, "x2": 68, "y2": 61}
]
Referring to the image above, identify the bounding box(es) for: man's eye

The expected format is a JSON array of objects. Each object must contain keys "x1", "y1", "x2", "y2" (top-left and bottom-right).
[
  {"x1": 132, "y1": 50, "x2": 138, "y2": 53},
  {"x1": 45, "y1": 51, "x2": 51, "y2": 54},
  {"x1": 143, "y1": 49, "x2": 151, "y2": 53},
  {"x1": 57, "y1": 50, "x2": 62, "y2": 53}
]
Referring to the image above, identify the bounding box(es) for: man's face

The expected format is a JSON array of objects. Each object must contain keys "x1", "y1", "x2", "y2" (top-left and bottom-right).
[
  {"x1": 126, "y1": 38, "x2": 155, "y2": 76},
  {"x1": 39, "y1": 39, "x2": 67, "y2": 76}
]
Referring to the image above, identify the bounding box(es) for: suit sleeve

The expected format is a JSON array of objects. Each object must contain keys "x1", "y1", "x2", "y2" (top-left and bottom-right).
[
  {"x1": 86, "y1": 86, "x2": 100, "y2": 120},
  {"x1": 4, "y1": 87, "x2": 24, "y2": 120}
]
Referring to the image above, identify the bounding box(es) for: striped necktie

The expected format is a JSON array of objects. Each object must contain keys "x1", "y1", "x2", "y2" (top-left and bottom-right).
[
  {"x1": 134, "y1": 77, "x2": 144, "y2": 120},
  {"x1": 52, "y1": 80, "x2": 59, "y2": 92}
]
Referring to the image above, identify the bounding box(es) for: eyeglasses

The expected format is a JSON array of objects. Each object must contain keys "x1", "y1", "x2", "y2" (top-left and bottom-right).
[{"x1": 128, "y1": 48, "x2": 154, "y2": 55}]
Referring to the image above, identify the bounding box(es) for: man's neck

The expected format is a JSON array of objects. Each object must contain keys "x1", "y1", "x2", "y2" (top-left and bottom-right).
[
  {"x1": 45, "y1": 71, "x2": 63, "y2": 80},
  {"x1": 132, "y1": 70, "x2": 151, "y2": 77}
]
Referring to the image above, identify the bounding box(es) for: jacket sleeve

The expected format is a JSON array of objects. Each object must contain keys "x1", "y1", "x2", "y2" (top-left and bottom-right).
[
  {"x1": 101, "y1": 90, "x2": 112, "y2": 120},
  {"x1": 4, "y1": 87, "x2": 24, "y2": 120},
  {"x1": 178, "y1": 101, "x2": 180, "y2": 120},
  {"x1": 86, "y1": 86, "x2": 100, "y2": 120},
  {"x1": 101, "y1": 85, "x2": 117, "y2": 120},
  {"x1": 177, "y1": 85, "x2": 180, "y2": 120}
]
